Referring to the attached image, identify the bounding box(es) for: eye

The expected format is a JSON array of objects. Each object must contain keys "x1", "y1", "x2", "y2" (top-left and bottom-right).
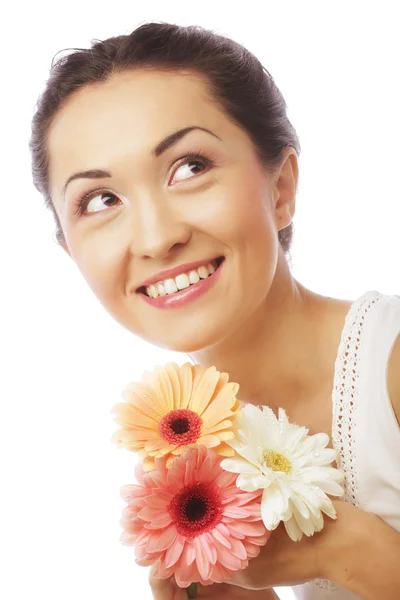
[
  {"x1": 74, "y1": 190, "x2": 121, "y2": 217},
  {"x1": 172, "y1": 156, "x2": 209, "y2": 183},
  {"x1": 73, "y1": 153, "x2": 214, "y2": 217}
]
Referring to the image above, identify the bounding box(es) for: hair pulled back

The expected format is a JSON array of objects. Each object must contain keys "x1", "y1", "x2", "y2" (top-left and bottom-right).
[{"x1": 29, "y1": 21, "x2": 300, "y2": 254}]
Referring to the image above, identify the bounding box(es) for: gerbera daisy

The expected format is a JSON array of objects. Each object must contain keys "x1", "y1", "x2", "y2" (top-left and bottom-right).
[
  {"x1": 119, "y1": 445, "x2": 270, "y2": 587},
  {"x1": 110, "y1": 362, "x2": 240, "y2": 471},
  {"x1": 220, "y1": 403, "x2": 345, "y2": 542}
]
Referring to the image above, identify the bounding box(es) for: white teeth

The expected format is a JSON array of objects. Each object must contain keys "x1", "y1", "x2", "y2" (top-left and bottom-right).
[
  {"x1": 198, "y1": 265, "x2": 209, "y2": 279},
  {"x1": 207, "y1": 262, "x2": 216, "y2": 275},
  {"x1": 144, "y1": 259, "x2": 222, "y2": 298},
  {"x1": 164, "y1": 279, "x2": 178, "y2": 295},
  {"x1": 157, "y1": 282, "x2": 166, "y2": 296},
  {"x1": 188, "y1": 270, "x2": 200, "y2": 285},
  {"x1": 175, "y1": 273, "x2": 190, "y2": 290},
  {"x1": 149, "y1": 284, "x2": 158, "y2": 298}
]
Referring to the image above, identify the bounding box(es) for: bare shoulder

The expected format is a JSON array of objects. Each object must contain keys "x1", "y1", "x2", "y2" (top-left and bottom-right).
[{"x1": 387, "y1": 332, "x2": 400, "y2": 427}]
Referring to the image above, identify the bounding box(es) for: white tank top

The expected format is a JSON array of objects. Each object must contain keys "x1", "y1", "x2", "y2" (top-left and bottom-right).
[{"x1": 290, "y1": 290, "x2": 400, "y2": 600}]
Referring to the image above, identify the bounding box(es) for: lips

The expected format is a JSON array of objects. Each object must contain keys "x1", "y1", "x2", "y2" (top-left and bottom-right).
[
  {"x1": 138, "y1": 255, "x2": 225, "y2": 309},
  {"x1": 136, "y1": 256, "x2": 225, "y2": 294}
]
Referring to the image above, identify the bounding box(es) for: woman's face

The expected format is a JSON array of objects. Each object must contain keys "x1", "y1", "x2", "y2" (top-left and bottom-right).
[{"x1": 48, "y1": 69, "x2": 296, "y2": 352}]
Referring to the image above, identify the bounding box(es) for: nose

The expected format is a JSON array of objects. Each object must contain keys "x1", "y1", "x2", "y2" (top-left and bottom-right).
[{"x1": 129, "y1": 196, "x2": 192, "y2": 260}]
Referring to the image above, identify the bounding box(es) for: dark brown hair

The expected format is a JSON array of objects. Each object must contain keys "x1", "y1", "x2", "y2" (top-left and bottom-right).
[{"x1": 29, "y1": 21, "x2": 300, "y2": 255}]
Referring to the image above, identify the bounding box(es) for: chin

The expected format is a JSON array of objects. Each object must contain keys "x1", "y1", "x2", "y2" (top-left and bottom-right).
[{"x1": 145, "y1": 319, "x2": 232, "y2": 354}]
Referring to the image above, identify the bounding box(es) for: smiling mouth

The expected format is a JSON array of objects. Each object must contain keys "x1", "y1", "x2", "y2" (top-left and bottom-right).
[{"x1": 137, "y1": 256, "x2": 225, "y2": 297}]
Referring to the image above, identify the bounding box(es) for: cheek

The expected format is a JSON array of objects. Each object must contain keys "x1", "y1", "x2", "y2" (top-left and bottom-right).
[
  {"x1": 216, "y1": 182, "x2": 279, "y2": 309},
  {"x1": 217, "y1": 182, "x2": 277, "y2": 262},
  {"x1": 71, "y1": 230, "x2": 125, "y2": 306}
]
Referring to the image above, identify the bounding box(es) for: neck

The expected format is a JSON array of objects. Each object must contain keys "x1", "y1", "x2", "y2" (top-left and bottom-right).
[{"x1": 187, "y1": 262, "x2": 336, "y2": 412}]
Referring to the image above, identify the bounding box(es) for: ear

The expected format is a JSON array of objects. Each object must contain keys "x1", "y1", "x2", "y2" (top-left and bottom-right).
[{"x1": 272, "y1": 147, "x2": 299, "y2": 231}]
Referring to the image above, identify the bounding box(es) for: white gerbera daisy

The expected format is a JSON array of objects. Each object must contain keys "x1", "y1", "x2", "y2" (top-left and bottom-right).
[{"x1": 220, "y1": 403, "x2": 345, "y2": 541}]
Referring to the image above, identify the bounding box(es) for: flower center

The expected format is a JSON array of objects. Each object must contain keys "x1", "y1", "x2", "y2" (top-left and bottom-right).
[
  {"x1": 159, "y1": 409, "x2": 202, "y2": 445},
  {"x1": 169, "y1": 483, "x2": 222, "y2": 538},
  {"x1": 263, "y1": 450, "x2": 292, "y2": 474},
  {"x1": 171, "y1": 417, "x2": 190, "y2": 434}
]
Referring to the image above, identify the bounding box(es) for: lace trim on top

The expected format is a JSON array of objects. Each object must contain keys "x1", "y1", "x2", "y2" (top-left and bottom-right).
[{"x1": 310, "y1": 290, "x2": 382, "y2": 593}]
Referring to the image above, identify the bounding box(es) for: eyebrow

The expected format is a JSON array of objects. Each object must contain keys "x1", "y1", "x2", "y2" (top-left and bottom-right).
[{"x1": 61, "y1": 126, "x2": 222, "y2": 198}]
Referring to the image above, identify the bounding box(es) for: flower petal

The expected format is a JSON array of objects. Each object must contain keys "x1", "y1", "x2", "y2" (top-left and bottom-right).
[
  {"x1": 284, "y1": 514, "x2": 304, "y2": 542},
  {"x1": 220, "y1": 458, "x2": 260, "y2": 475},
  {"x1": 113, "y1": 428, "x2": 159, "y2": 442},
  {"x1": 144, "y1": 438, "x2": 171, "y2": 452},
  {"x1": 223, "y1": 505, "x2": 252, "y2": 519},
  {"x1": 236, "y1": 472, "x2": 271, "y2": 492},
  {"x1": 123, "y1": 382, "x2": 165, "y2": 418},
  {"x1": 164, "y1": 534, "x2": 185, "y2": 568},
  {"x1": 145, "y1": 525, "x2": 177, "y2": 553},
  {"x1": 189, "y1": 366, "x2": 220, "y2": 414},
  {"x1": 178, "y1": 363, "x2": 193, "y2": 409},
  {"x1": 215, "y1": 443, "x2": 236, "y2": 457},
  {"x1": 291, "y1": 484, "x2": 323, "y2": 518},
  {"x1": 143, "y1": 512, "x2": 173, "y2": 530},
  {"x1": 204, "y1": 419, "x2": 233, "y2": 435},
  {"x1": 198, "y1": 532, "x2": 218, "y2": 565},
  {"x1": 197, "y1": 434, "x2": 222, "y2": 448},
  {"x1": 261, "y1": 484, "x2": 285, "y2": 530},
  {"x1": 308, "y1": 448, "x2": 338, "y2": 466},
  {"x1": 215, "y1": 431, "x2": 235, "y2": 442},
  {"x1": 144, "y1": 490, "x2": 173, "y2": 509},
  {"x1": 300, "y1": 466, "x2": 345, "y2": 496},
  {"x1": 110, "y1": 402, "x2": 159, "y2": 429},
  {"x1": 227, "y1": 521, "x2": 266, "y2": 537},
  {"x1": 196, "y1": 454, "x2": 214, "y2": 484},
  {"x1": 291, "y1": 504, "x2": 316, "y2": 538},
  {"x1": 225, "y1": 439, "x2": 261, "y2": 467},
  {"x1": 282, "y1": 424, "x2": 309, "y2": 452},
  {"x1": 210, "y1": 562, "x2": 232, "y2": 583},
  {"x1": 153, "y1": 366, "x2": 175, "y2": 412},
  {"x1": 201, "y1": 382, "x2": 239, "y2": 426},
  {"x1": 118, "y1": 443, "x2": 269, "y2": 584},
  {"x1": 194, "y1": 535, "x2": 213, "y2": 580},
  {"x1": 308, "y1": 507, "x2": 324, "y2": 532},
  {"x1": 142, "y1": 456, "x2": 156, "y2": 472},
  {"x1": 164, "y1": 362, "x2": 182, "y2": 409},
  {"x1": 211, "y1": 525, "x2": 232, "y2": 549},
  {"x1": 229, "y1": 536, "x2": 248, "y2": 560},
  {"x1": 184, "y1": 540, "x2": 197, "y2": 566},
  {"x1": 213, "y1": 539, "x2": 243, "y2": 570},
  {"x1": 119, "y1": 484, "x2": 146, "y2": 502},
  {"x1": 174, "y1": 559, "x2": 199, "y2": 588},
  {"x1": 288, "y1": 489, "x2": 310, "y2": 520}
]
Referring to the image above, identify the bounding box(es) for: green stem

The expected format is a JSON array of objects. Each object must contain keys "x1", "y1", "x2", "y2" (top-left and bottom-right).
[{"x1": 186, "y1": 582, "x2": 198, "y2": 598}]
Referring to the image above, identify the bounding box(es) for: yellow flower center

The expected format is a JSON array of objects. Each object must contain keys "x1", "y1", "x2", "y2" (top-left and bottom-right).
[{"x1": 263, "y1": 450, "x2": 292, "y2": 474}]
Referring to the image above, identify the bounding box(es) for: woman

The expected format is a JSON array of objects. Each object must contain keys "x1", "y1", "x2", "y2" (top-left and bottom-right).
[{"x1": 29, "y1": 21, "x2": 400, "y2": 599}]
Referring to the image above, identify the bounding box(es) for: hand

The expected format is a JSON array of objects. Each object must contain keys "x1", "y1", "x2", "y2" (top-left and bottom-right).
[
  {"x1": 224, "y1": 499, "x2": 377, "y2": 590},
  {"x1": 149, "y1": 500, "x2": 377, "y2": 596},
  {"x1": 149, "y1": 564, "x2": 279, "y2": 599},
  {"x1": 196, "y1": 583, "x2": 279, "y2": 599},
  {"x1": 149, "y1": 564, "x2": 187, "y2": 600}
]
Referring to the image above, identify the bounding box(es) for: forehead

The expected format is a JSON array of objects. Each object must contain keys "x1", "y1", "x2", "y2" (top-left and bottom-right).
[{"x1": 47, "y1": 69, "x2": 232, "y2": 197}]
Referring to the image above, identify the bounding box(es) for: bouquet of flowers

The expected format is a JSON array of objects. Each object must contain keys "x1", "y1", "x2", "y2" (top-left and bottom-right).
[{"x1": 110, "y1": 362, "x2": 344, "y2": 597}]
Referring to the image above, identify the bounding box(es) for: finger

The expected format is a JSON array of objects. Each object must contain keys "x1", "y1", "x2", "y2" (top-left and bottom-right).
[
  {"x1": 223, "y1": 571, "x2": 247, "y2": 589},
  {"x1": 149, "y1": 565, "x2": 187, "y2": 600},
  {"x1": 197, "y1": 581, "x2": 278, "y2": 599}
]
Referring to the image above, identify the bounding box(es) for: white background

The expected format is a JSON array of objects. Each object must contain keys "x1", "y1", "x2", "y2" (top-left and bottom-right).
[{"x1": 1, "y1": 2, "x2": 399, "y2": 599}]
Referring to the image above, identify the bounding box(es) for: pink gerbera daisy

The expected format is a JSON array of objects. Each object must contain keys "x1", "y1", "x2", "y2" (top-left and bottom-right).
[{"x1": 119, "y1": 445, "x2": 271, "y2": 588}]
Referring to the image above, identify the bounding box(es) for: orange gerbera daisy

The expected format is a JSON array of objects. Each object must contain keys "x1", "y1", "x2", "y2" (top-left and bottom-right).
[{"x1": 110, "y1": 362, "x2": 241, "y2": 471}]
